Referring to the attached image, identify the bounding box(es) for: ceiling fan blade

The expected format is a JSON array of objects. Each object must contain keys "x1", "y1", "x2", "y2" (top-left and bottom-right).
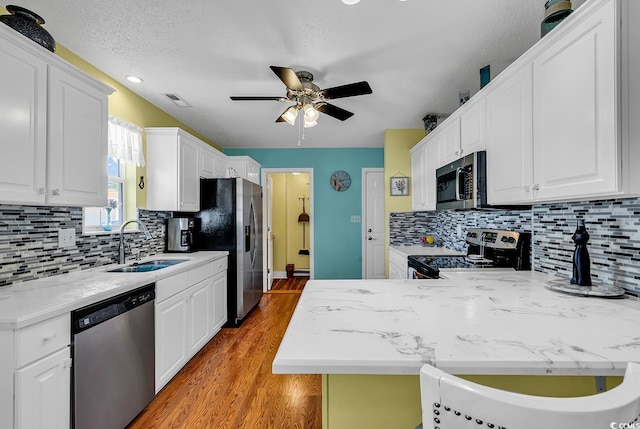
[
  {"x1": 317, "y1": 103, "x2": 354, "y2": 121},
  {"x1": 321, "y1": 81, "x2": 372, "y2": 100},
  {"x1": 270, "y1": 66, "x2": 303, "y2": 91},
  {"x1": 230, "y1": 96, "x2": 286, "y2": 101}
]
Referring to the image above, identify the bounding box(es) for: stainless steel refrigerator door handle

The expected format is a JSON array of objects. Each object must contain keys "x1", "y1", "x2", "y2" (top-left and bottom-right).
[{"x1": 250, "y1": 197, "x2": 258, "y2": 268}]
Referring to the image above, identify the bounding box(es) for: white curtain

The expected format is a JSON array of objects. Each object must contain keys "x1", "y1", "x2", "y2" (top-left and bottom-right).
[{"x1": 108, "y1": 115, "x2": 145, "y2": 167}]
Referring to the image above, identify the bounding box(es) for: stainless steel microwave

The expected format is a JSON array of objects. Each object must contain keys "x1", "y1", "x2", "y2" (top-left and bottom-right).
[{"x1": 436, "y1": 151, "x2": 487, "y2": 210}]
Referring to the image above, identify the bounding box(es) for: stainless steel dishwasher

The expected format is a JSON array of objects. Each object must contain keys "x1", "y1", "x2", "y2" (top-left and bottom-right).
[{"x1": 72, "y1": 283, "x2": 155, "y2": 429}]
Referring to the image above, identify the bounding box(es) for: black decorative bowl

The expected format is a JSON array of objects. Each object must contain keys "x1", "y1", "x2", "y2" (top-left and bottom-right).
[{"x1": 0, "y1": 5, "x2": 56, "y2": 52}]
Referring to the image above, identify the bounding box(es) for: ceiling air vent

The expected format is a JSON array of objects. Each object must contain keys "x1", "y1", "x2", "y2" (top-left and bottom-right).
[{"x1": 164, "y1": 93, "x2": 191, "y2": 107}]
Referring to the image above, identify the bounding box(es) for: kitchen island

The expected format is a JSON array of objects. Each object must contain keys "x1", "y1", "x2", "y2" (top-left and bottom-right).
[{"x1": 273, "y1": 271, "x2": 640, "y2": 429}]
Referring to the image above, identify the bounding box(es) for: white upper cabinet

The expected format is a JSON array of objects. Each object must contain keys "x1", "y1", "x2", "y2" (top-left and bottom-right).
[
  {"x1": 0, "y1": 25, "x2": 112, "y2": 206},
  {"x1": 146, "y1": 128, "x2": 201, "y2": 212},
  {"x1": 459, "y1": 98, "x2": 486, "y2": 157},
  {"x1": 486, "y1": 64, "x2": 534, "y2": 204},
  {"x1": 410, "y1": 143, "x2": 427, "y2": 211},
  {"x1": 199, "y1": 144, "x2": 226, "y2": 179},
  {"x1": 226, "y1": 156, "x2": 261, "y2": 184},
  {"x1": 532, "y1": 0, "x2": 618, "y2": 201},
  {"x1": 48, "y1": 66, "x2": 110, "y2": 206},
  {"x1": 438, "y1": 118, "x2": 462, "y2": 165}
]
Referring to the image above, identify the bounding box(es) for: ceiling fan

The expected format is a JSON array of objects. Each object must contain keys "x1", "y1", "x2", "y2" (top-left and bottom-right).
[{"x1": 230, "y1": 66, "x2": 373, "y2": 127}]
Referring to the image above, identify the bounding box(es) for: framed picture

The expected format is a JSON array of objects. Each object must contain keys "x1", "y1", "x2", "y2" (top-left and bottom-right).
[{"x1": 390, "y1": 176, "x2": 409, "y2": 196}]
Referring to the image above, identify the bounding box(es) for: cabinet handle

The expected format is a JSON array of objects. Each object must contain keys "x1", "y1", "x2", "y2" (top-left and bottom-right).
[
  {"x1": 533, "y1": 184, "x2": 540, "y2": 191},
  {"x1": 41, "y1": 333, "x2": 56, "y2": 342},
  {"x1": 38, "y1": 187, "x2": 46, "y2": 195},
  {"x1": 52, "y1": 188, "x2": 60, "y2": 196}
]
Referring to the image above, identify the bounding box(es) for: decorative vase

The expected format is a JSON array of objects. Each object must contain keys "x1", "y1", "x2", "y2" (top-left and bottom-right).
[
  {"x1": 422, "y1": 114, "x2": 439, "y2": 134},
  {"x1": 0, "y1": 5, "x2": 56, "y2": 52},
  {"x1": 541, "y1": 0, "x2": 573, "y2": 38},
  {"x1": 102, "y1": 207, "x2": 112, "y2": 232}
]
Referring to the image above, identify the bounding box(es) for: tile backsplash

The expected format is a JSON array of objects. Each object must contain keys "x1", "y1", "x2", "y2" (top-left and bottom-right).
[
  {"x1": 390, "y1": 197, "x2": 640, "y2": 295},
  {"x1": 0, "y1": 205, "x2": 169, "y2": 287}
]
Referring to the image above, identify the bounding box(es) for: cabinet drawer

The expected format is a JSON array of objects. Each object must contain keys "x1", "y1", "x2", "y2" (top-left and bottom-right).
[
  {"x1": 188, "y1": 263, "x2": 211, "y2": 286},
  {"x1": 156, "y1": 271, "x2": 189, "y2": 303},
  {"x1": 15, "y1": 313, "x2": 70, "y2": 367},
  {"x1": 211, "y1": 257, "x2": 228, "y2": 275},
  {"x1": 388, "y1": 249, "x2": 407, "y2": 270}
]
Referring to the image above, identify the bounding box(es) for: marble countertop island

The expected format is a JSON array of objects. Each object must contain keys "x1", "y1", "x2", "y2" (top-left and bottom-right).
[
  {"x1": 273, "y1": 271, "x2": 640, "y2": 376},
  {"x1": 0, "y1": 251, "x2": 228, "y2": 329}
]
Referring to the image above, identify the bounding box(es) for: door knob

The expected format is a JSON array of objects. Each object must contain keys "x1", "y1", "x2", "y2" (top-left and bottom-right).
[
  {"x1": 368, "y1": 237, "x2": 374, "y2": 240},
  {"x1": 368, "y1": 228, "x2": 372, "y2": 232}
]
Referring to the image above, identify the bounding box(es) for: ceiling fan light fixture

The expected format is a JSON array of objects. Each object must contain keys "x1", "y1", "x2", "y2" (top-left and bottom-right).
[
  {"x1": 304, "y1": 119, "x2": 317, "y2": 128},
  {"x1": 303, "y1": 104, "x2": 320, "y2": 122},
  {"x1": 282, "y1": 106, "x2": 299, "y2": 125}
]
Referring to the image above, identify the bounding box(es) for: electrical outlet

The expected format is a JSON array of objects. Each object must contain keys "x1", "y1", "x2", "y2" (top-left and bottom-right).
[
  {"x1": 351, "y1": 215, "x2": 361, "y2": 223},
  {"x1": 58, "y1": 228, "x2": 76, "y2": 248}
]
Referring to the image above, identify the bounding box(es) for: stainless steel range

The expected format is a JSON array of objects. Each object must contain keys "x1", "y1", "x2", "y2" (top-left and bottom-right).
[{"x1": 408, "y1": 228, "x2": 531, "y2": 279}]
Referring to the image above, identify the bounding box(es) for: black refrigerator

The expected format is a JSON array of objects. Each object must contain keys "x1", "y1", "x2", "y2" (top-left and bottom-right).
[{"x1": 194, "y1": 178, "x2": 263, "y2": 327}]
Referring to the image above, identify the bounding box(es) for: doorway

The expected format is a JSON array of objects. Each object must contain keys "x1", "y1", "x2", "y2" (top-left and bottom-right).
[
  {"x1": 261, "y1": 168, "x2": 314, "y2": 292},
  {"x1": 362, "y1": 168, "x2": 385, "y2": 279}
]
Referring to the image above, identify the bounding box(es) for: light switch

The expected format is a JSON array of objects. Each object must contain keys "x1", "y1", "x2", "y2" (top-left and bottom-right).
[
  {"x1": 58, "y1": 228, "x2": 76, "y2": 248},
  {"x1": 351, "y1": 215, "x2": 361, "y2": 223}
]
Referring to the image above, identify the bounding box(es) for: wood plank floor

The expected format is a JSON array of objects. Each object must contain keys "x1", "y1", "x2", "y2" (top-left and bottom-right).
[
  {"x1": 269, "y1": 277, "x2": 309, "y2": 292},
  {"x1": 128, "y1": 281, "x2": 321, "y2": 429}
]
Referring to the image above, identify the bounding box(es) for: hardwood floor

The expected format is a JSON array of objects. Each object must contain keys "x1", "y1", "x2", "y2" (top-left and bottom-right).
[
  {"x1": 269, "y1": 276, "x2": 309, "y2": 292},
  {"x1": 129, "y1": 284, "x2": 321, "y2": 429}
]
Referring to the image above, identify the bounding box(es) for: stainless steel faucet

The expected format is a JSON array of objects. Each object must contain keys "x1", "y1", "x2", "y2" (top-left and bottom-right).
[{"x1": 119, "y1": 220, "x2": 152, "y2": 264}]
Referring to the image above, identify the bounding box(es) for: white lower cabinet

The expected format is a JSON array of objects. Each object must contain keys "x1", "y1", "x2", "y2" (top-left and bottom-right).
[
  {"x1": 0, "y1": 313, "x2": 71, "y2": 429},
  {"x1": 155, "y1": 289, "x2": 189, "y2": 391},
  {"x1": 188, "y1": 278, "x2": 212, "y2": 356},
  {"x1": 155, "y1": 257, "x2": 228, "y2": 392},
  {"x1": 388, "y1": 248, "x2": 408, "y2": 279},
  {"x1": 211, "y1": 271, "x2": 228, "y2": 332},
  {"x1": 15, "y1": 347, "x2": 71, "y2": 429}
]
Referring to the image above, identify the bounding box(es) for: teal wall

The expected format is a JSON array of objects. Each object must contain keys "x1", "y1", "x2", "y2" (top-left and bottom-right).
[{"x1": 225, "y1": 148, "x2": 384, "y2": 279}]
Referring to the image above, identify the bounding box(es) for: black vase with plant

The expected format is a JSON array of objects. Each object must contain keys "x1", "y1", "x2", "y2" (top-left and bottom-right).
[{"x1": 0, "y1": 5, "x2": 56, "y2": 52}]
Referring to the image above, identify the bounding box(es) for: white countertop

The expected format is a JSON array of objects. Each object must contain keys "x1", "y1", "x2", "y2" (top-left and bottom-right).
[
  {"x1": 273, "y1": 271, "x2": 640, "y2": 376},
  {"x1": 0, "y1": 251, "x2": 228, "y2": 329},
  {"x1": 389, "y1": 246, "x2": 466, "y2": 257}
]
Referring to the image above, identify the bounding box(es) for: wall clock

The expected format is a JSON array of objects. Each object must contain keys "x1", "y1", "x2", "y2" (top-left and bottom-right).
[{"x1": 330, "y1": 170, "x2": 351, "y2": 192}]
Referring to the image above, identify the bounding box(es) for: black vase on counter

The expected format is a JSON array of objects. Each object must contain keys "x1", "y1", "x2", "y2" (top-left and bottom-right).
[
  {"x1": 0, "y1": 5, "x2": 56, "y2": 52},
  {"x1": 570, "y1": 219, "x2": 592, "y2": 286}
]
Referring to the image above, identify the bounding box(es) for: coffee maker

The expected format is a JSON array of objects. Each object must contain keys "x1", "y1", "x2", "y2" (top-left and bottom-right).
[{"x1": 166, "y1": 218, "x2": 195, "y2": 252}]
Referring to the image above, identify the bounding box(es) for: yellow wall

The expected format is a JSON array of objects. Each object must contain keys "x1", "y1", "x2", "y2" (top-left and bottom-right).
[
  {"x1": 271, "y1": 173, "x2": 310, "y2": 274},
  {"x1": 383, "y1": 129, "x2": 425, "y2": 276}
]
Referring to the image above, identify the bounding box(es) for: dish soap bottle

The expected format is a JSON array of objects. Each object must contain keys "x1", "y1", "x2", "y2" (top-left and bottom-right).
[{"x1": 570, "y1": 219, "x2": 592, "y2": 286}]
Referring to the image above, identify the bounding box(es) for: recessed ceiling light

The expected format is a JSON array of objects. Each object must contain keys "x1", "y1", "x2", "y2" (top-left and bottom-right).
[
  {"x1": 342, "y1": 0, "x2": 360, "y2": 4},
  {"x1": 126, "y1": 75, "x2": 143, "y2": 84}
]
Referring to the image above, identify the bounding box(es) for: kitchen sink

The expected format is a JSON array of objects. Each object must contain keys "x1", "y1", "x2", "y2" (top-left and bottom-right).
[{"x1": 107, "y1": 259, "x2": 189, "y2": 273}]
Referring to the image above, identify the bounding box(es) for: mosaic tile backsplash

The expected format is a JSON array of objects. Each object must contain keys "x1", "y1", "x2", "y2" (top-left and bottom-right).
[
  {"x1": 390, "y1": 197, "x2": 640, "y2": 294},
  {"x1": 0, "y1": 205, "x2": 170, "y2": 286}
]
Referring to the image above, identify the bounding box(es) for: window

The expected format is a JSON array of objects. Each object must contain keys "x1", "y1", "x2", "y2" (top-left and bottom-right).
[
  {"x1": 83, "y1": 156, "x2": 125, "y2": 233},
  {"x1": 82, "y1": 116, "x2": 144, "y2": 234}
]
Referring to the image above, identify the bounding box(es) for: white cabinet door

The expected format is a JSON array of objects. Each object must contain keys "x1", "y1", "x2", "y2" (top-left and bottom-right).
[
  {"x1": 15, "y1": 347, "x2": 70, "y2": 429},
  {"x1": 410, "y1": 144, "x2": 427, "y2": 211},
  {"x1": 460, "y1": 99, "x2": 486, "y2": 156},
  {"x1": 211, "y1": 270, "x2": 227, "y2": 334},
  {"x1": 532, "y1": 0, "x2": 618, "y2": 201},
  {"x1": 424, "y1": 139, "x2": 440, "y2": 211},
  {"x1": 178, "y1": 136, "x2": 200, "y2": 211},
  {"x1": 486, "y1": 64, "x2": 534, "y2": 204},
  {"x1": 48, "y1": 66, "x2": 109, "y2": 207},
  {"x1": 439, "y1": 118, "x2": 462, "y2": 165},
  {"x1": 0, "y1": 38, "x2": 47, "y2": 205},
  {"x1": 155, "y1": 291, "x2": 189, "y2": 392},
  {"x1": 199, "y1": 145, "x2": 216, "y2": 179},
  {"x1": 187, "y1": 279, "x2": 212, "y2": 357}
]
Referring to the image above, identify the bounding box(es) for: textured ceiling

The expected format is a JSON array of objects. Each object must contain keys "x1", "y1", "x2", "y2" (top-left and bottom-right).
[{"x1": 13, "y1": 0, "x2": 584, "y2": 149}]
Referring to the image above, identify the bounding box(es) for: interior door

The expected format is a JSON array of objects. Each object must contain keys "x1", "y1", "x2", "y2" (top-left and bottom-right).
[
  {"x1": 363, "y1": 169, "x2": 385, "y2": 279},
  {"x1": 265, "y1": 175, "x2": 274, "y2": 290}
]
